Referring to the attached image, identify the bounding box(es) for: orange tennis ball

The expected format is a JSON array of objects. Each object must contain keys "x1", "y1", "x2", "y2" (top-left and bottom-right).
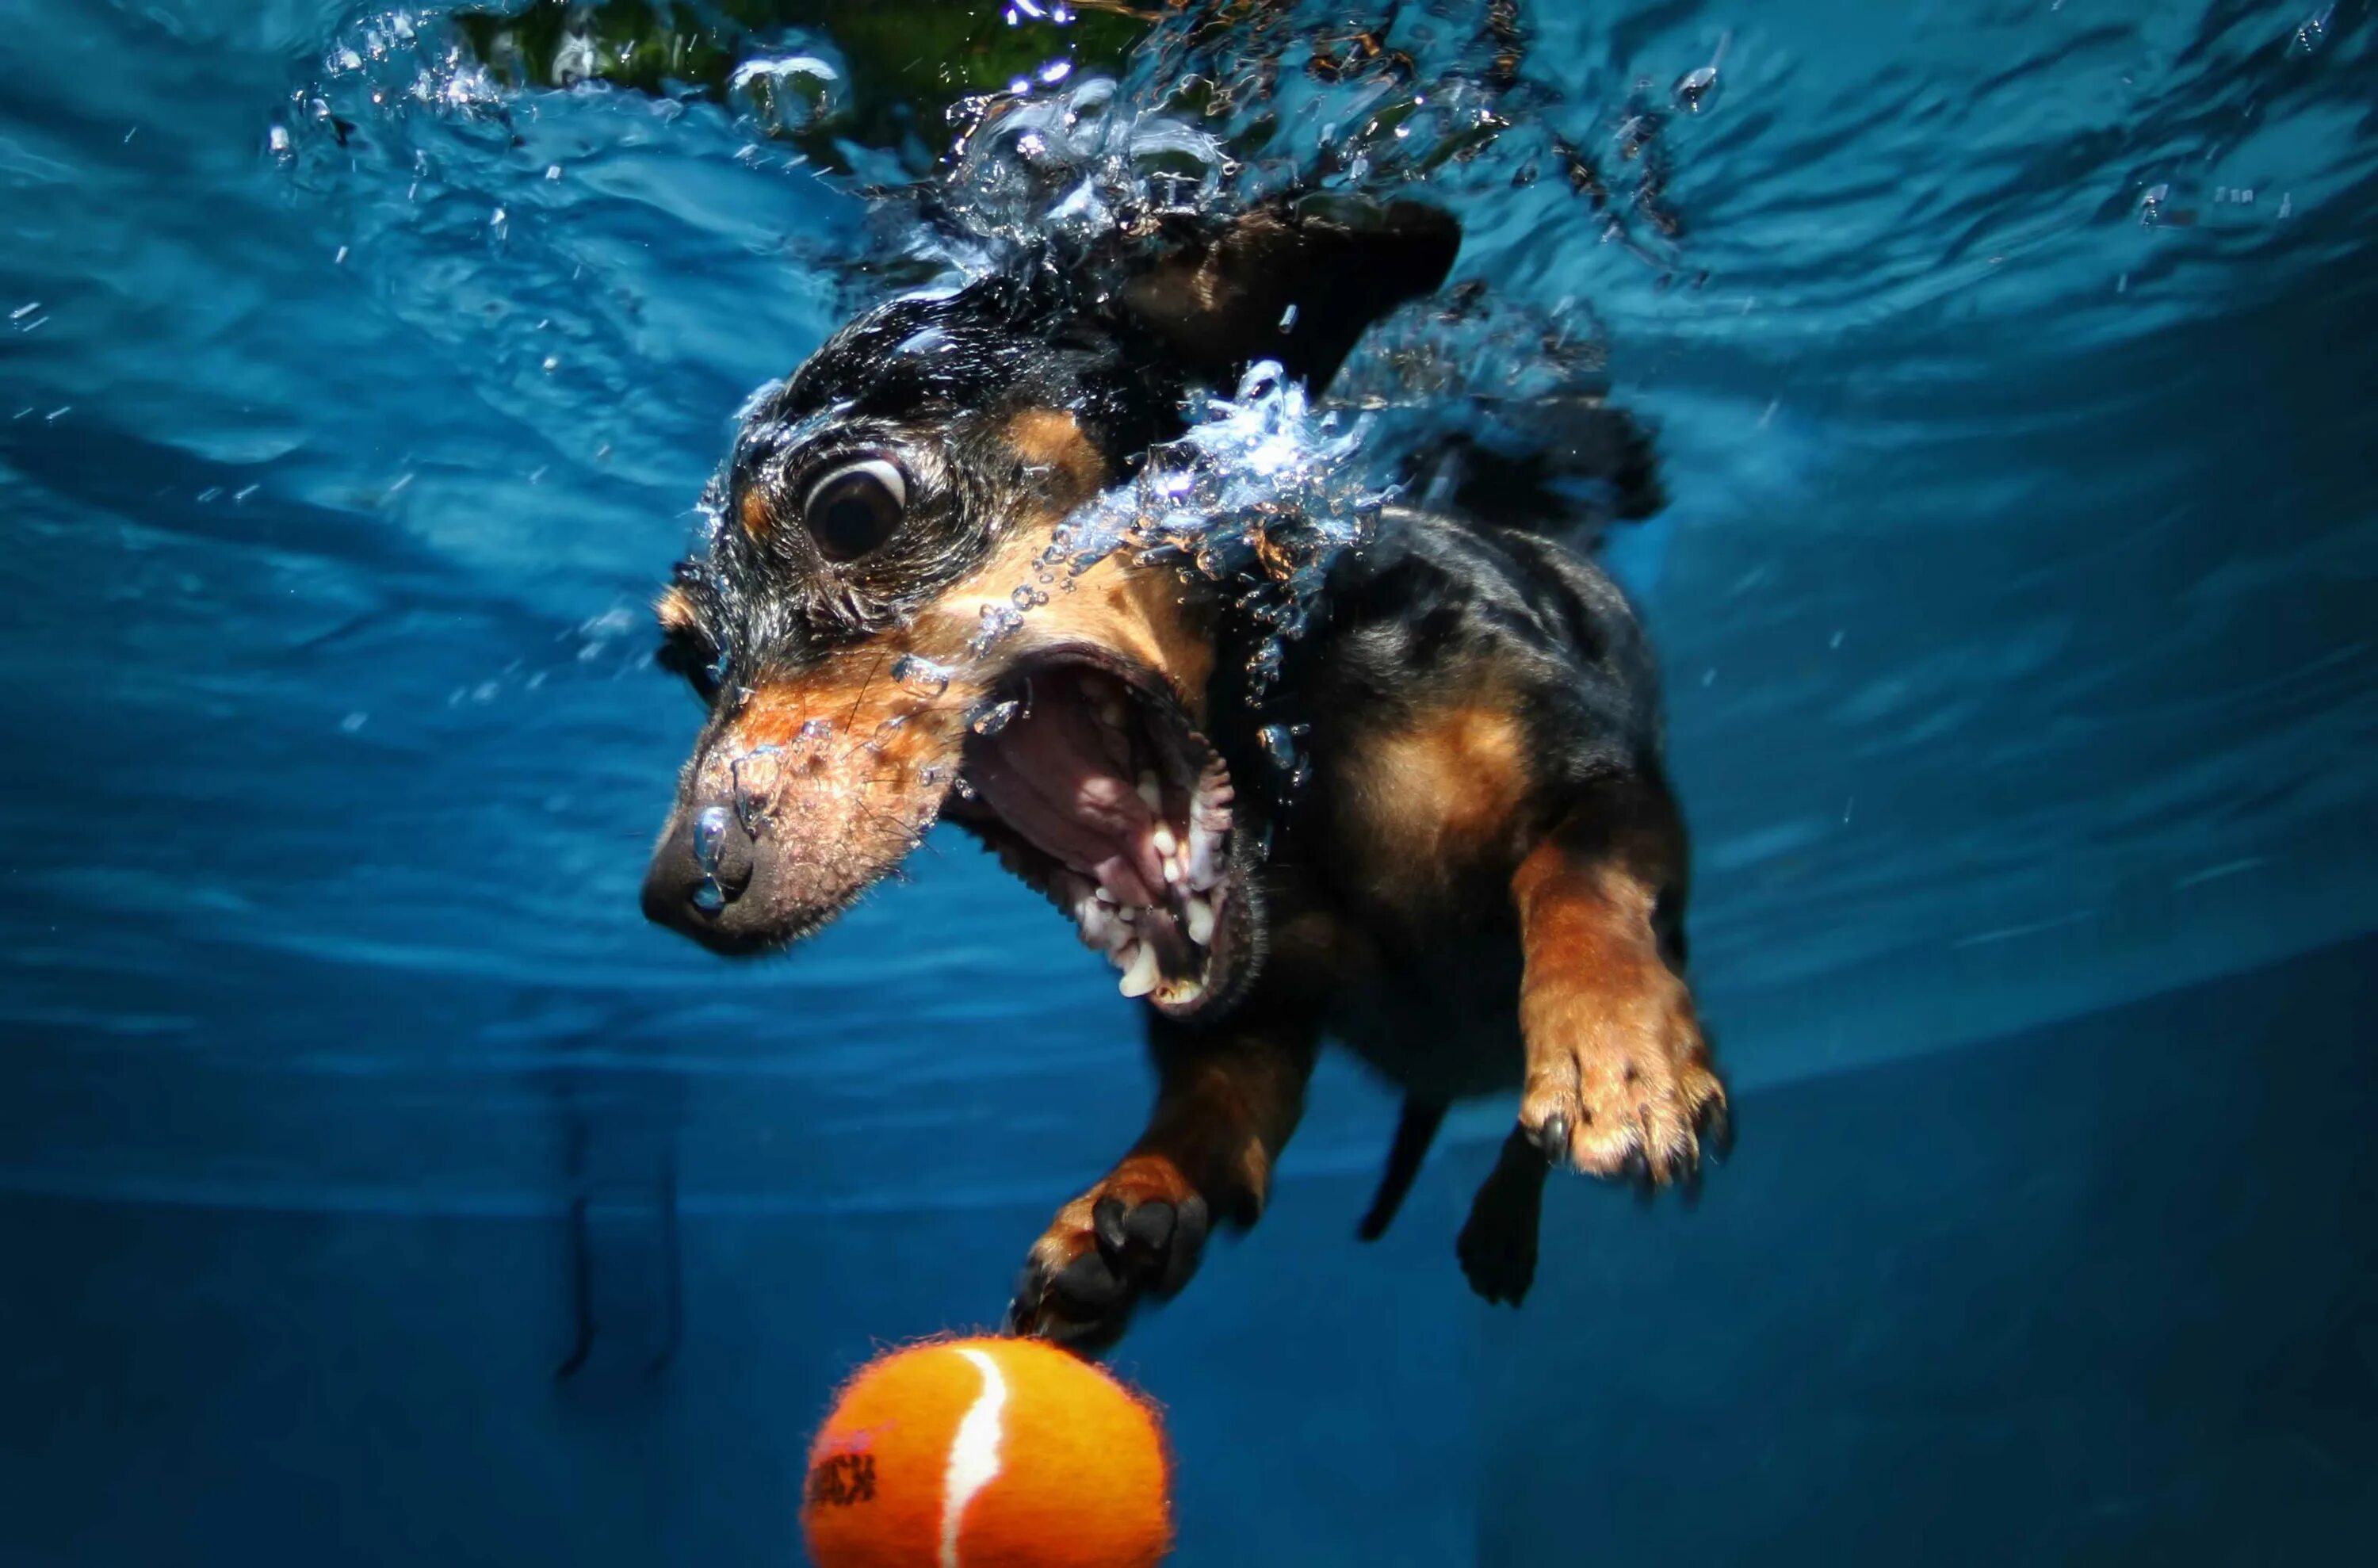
[{"x1": 801, "y1": 1336, "x2": 1172, "y2": 1568}]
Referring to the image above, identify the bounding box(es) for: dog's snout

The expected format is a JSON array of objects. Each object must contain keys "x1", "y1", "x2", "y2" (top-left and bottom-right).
[
  {"x1": 643, "y1": 798, "x2": 758, "y2": 943},
  {"x1": 644, "y1": 673, "x2": 970, "y2": 954}
]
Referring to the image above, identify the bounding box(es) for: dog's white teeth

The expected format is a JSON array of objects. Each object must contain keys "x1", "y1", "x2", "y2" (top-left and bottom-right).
[
  {"x1": 1151, "y1": 823, "x2": 1178, "y2": 858},
  {"x1": 1183, "y1": 893, "x2": 1215, "y2": 946},
  {"x1": 1117, "y1": 941, "x2": 1160, "y2": 998},
  {"x1": 1093, "y1": 884, "x2": 1118, "y2": 905},
  {"x1": 1162, "y1": 855, "x2": 1183, "y2": 885},
  {"x1": 1136, "y1": 771, "x2": 1164, "y2": 812},
  {"x1": 1099, "y1": 697, "x2": 1130, "y2": 729},
  {"x1": 1079, "y1": 901, "x2": 1130, "y2": 953}
]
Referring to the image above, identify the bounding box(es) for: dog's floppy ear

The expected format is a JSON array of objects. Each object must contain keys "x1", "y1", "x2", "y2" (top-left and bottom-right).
[{"x1": 1117, "y1": 196, "x2": 1459, "y2": 392}]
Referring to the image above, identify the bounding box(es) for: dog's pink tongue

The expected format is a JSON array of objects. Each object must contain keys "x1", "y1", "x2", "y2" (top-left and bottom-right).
[{"x1": 971, "y1": 692, "x2": 1162, "y2": 905}]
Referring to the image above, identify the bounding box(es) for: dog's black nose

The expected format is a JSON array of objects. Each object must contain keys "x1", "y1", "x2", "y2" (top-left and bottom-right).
[{"x1": 642, "y1": 800, "x2": 757, "y2": 941}]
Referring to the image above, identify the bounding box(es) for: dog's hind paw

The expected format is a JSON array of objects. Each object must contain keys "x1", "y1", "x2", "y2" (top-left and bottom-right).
[
  {"x1": 1004, "y1": 1154, "x2": 1210, "y2": 1355},
  {"x1": 1457, "y1": 1127, "x2": 1547, "y2": 1306}
]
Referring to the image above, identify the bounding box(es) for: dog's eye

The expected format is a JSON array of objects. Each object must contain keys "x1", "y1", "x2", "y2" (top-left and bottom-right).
[{"x1": 801, "y1": 456, "x2": 908, "y2": 560}]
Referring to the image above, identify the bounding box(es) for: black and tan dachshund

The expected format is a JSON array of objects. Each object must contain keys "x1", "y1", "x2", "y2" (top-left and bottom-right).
[{"x1": 640, "y1": 196, "x2": 1726, "y2": 1351}]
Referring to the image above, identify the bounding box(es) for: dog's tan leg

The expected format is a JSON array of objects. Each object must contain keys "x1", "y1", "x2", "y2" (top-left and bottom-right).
[
  {"x1": 1512, "y1": 779, "x2": 1726, "y2": 1186},
  {"x1": 1007, "y1": 999, "x2": 1321, "y2": 1352}
]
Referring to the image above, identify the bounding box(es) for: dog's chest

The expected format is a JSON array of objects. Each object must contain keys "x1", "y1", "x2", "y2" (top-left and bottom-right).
[{"x1": 1325, "y1": 930, "x2": 1526, "y2": 1101}]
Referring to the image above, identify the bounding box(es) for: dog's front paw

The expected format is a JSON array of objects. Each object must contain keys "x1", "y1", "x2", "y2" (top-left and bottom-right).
[
  {"x1": 1518, "y1": 958, "x2": 1727, "y2": 1188},
  {"x1": 1004, "y1": 1154, "x2": 1210, "y2": 1354}
]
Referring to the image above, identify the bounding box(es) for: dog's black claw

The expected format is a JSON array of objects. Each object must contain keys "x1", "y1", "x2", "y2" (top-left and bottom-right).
[
  {"x1": 1698, "y1": 1097, "x2": 1734, "y2": 1161},
  {"x1": 1621, "y1": 1148, "x2": 1650, "y2": 1187},
  {"x1": 1006, "y1": 1250, "x2": 1130, "y2": 1355},
  {"x1": 1003, "y1": 1262, "x2": 1046, "y2": 1335},
  {"x1": 1531, "y1": 1115, "x2": 1569, "y2": 1165}
]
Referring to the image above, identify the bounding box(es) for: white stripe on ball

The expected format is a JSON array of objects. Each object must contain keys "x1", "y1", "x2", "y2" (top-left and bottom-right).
[{"x1": 939, "y1": 1348, "x2": 1010, "y2": 1568}]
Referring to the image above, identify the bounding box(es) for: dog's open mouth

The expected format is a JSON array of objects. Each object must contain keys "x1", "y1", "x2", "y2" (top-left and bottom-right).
[{"x1": 946, "y1": 649, "x2": 1248, "y2": 1018}]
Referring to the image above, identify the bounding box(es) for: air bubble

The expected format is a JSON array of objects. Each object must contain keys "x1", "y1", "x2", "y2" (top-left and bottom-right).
[
  {"x1": 693, "y1": 805, "x2": 732, "y2": 873},
  {"x1": 2291, "y1": 6, "x2": 2334, "y2": 55},
  {"x1": 1673, "y1": 65, "x2": 1719, "y2": 115},
  {"x1": 1033, "y1": 358, "x2": 1382, "y2": 705},
  {"x1": 731, "y1": 748, "x2": 786, "y2": 832},
  {"x1": 1673, "y1": 33, "x2": 1729, "y2": 116},
  {"x1": 969, "y1": 603, "x2": 1027, "y2": 657},
  {"x1": 970, "y1": 699, "x2": 1022, "y2": 736},
  {"x1": 1246, "y1": 640, "x2": 1285, "y2": 694},
  {"x1": 890, "y1": 653, "x2": 954, "y2": 698},
  {"x1": 728, "y1": 47, "x2": 847, "y2": 136}
]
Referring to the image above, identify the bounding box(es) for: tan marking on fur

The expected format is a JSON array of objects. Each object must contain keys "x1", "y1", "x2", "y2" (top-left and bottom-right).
[
  {"x1": 723, "y1": 642, "x2": 972, "y2": 767},
  {"x1": 739, "y1": 486, "x2": 771, "y2": 540},
  {"x1": 1340, "y1": 701, "x2": 1532, "y2": 905},
  {"x1": 1511, "y1": 811, "x2": 1723, "y2": 1186},
  {"x1": 1000, "y1": 407, "x2": 1108, "y2": 509},
  {"x1": 1042, "y1": 1154, "x2": 1200, "y2": 1244},
  {"x1": 915, "y1": 524, "x2": 1218, "y2": 727},
  {"x1": 654, "y1": 584, "x2": 698, "y2": 634}
]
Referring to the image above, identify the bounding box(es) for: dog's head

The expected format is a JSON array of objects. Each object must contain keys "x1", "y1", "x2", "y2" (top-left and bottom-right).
[{"x1": 642, "y1": 196, "x2": 1458, "y2": 1019}]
